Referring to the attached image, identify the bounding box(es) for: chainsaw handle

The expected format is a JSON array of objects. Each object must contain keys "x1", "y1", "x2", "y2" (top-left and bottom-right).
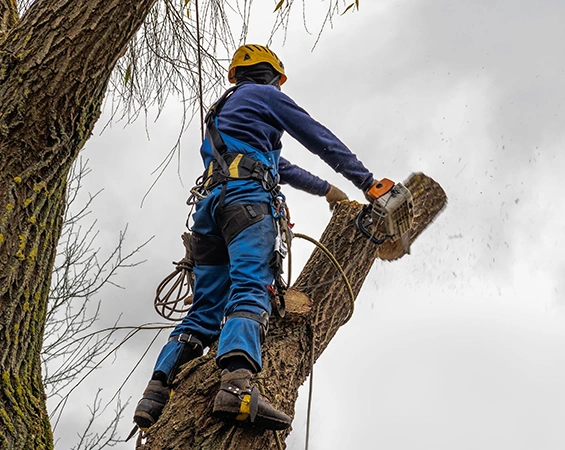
[{"x1": 365, "y1": 178, "x2": 395, "y2": 201}]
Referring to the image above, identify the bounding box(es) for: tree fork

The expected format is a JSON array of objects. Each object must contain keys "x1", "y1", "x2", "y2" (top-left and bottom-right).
[{"x1": 140, "y1": 173, "x2": 447, "y2": 449}]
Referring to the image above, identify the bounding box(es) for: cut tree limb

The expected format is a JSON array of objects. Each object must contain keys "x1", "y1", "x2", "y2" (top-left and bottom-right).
[{"x1": 139, "y1": 172, "x2": 447, "y2": 450}]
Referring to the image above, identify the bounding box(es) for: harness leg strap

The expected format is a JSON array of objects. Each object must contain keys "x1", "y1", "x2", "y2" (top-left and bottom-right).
[{"x1": 166, "y1": 333, "x2": 204, "y2": 386}]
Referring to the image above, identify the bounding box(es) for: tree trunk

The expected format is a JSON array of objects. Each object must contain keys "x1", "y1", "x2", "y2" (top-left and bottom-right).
[
  {"x1": 140, "y1": 173, "x2": 447, "y2": 450},
  {"x1": 0, "y1": 0, "x2": 158, "y2": 448}
]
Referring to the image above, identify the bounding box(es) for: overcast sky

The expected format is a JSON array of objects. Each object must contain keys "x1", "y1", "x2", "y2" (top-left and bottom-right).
[{"x1": 50, "y1": 1, "x2": 565, "y2": 449}]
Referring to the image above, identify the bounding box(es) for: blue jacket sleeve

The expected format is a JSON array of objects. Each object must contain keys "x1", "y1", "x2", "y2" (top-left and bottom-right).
[
  {"x1": 267, "y1": 89, "x2": 375, "y2": 191},
  {"x1": 278, "y1": 157, "x2": 331, "y2": 196}
]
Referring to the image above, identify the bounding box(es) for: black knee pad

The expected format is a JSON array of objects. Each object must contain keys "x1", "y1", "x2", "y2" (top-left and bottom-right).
[{"x1": 191, "y1": 231, "x2": 229, "y2": 265}]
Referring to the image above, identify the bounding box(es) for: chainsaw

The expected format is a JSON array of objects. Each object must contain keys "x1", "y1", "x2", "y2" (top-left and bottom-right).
[{"x1": 355, "y1": 178, "x2": 414, "y2": 253}]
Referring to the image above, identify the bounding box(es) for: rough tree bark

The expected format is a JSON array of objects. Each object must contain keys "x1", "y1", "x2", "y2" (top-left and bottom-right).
[
  {"x1": 0, "y1": 1, "x2": 158, "y2": 448},
  {"x1": 140, "y1": 173, "x2": 447, "y2": 450}
]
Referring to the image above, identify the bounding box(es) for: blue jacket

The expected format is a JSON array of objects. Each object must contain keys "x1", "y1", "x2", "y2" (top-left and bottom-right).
[
  {"x1": 200, "y1": 82, "x2": 374, "y2": 196},
  {"x1": 279, "y1": 157, "x2": 330, "y2": 196}
]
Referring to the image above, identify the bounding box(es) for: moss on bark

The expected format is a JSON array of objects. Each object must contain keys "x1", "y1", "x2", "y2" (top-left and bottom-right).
[{"x1": 0, "y1": 0, "x2": 159, "y2": 447}]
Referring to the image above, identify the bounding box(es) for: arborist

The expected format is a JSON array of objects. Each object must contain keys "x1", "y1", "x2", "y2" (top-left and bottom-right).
[{"x1": 133, "y1": 44, "x2": 380, "y2": 432}]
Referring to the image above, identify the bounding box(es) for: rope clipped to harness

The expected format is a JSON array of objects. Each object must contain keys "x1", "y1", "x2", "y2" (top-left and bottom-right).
[
  {"x1": 268, "y1": 193, "x2": 293, "y2": 319},
  {"x1": 154, "y1": 232, "x2": 195, "y2": 321}
]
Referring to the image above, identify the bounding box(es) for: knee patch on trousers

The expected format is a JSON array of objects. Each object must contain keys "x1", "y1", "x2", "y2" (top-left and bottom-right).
[{"x1": 192, "y1": 232, "x2": 229, "y2": 265}]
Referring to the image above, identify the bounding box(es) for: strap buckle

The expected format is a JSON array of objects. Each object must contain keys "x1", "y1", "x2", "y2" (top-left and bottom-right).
[{"x1": 168, "y1": 333, "x2": 203, "y2": 348}]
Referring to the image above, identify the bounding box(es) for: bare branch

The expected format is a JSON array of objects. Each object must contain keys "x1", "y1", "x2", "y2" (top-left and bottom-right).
[
  {"x1": 70, "y1": 390, "x2": 128, "y2": 450},
  {"x1": 40, "y1": 160, "x2": 157, "y2": 450}
]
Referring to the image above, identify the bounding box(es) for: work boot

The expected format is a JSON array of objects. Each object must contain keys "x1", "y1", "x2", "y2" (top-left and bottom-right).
[
  {"x1": 133, "y1": 380, "x2": 170, "y2": 430},
  {"x1": 212, "y1": 369, "x2": 292, "y2": 430}
]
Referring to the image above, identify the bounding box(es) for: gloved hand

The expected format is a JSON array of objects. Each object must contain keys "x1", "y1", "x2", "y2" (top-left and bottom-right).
[
  {"x1": 364, "y1": 178, "x2": 395, "y2": 202},
  {"x1": 325, "y1": 184, "x2": 348, "y2": 210}
]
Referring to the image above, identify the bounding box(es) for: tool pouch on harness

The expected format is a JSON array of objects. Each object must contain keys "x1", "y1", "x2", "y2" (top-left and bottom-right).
[
  {"x1": 189, "y1": 203, "x2": 271, "y2": 267},
  {"x1": 217, "y1": 203, "x2": 271, "y2": 245}
]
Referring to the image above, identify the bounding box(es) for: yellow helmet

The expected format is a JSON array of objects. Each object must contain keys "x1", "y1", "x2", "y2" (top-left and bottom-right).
[{"x1": 228, "y1": 44, "x2": 287, "y2": 85}]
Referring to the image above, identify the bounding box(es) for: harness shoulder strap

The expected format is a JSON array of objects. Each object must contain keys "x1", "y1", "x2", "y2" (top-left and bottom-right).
[
  {"x1": 202, "y1": 84, "x2": 278, "y2": 196},
  {"x1": 205, "y1": 85, "x2": 241, "y2": 175}
]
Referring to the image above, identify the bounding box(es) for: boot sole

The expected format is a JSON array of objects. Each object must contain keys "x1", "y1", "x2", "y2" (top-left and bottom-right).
[{"x1": 133, "y1": 411, "x2": 155, "y2": 431}]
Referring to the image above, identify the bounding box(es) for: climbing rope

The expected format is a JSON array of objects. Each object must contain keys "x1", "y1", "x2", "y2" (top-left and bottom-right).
[
  {"x1": 293, "y1": 233, "x2": 355, "y2": 323},
  {"x1": 194, "y1": 0, "x2": 205, "y2": 141},
  {"x1": 154, "y1": 232, "x2": 194, "y2": 320},
  {"x1": 296, "y1": 202, "x2": 390, "y2": 450},
  {"x1": 153, "y1": 0, "x2": 204, "y2": 320},
  {"x1": 292, "y1": 232, "x2": 355, "y2": 450}
]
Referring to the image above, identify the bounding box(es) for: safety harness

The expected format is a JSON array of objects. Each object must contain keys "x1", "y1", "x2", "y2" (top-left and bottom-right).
[
  {"x1": 161, "y1": 84, "x2": 289, "y2": 335},
  {"x1": 190, "y1": 85, "x2": 279, "y2": 204}
]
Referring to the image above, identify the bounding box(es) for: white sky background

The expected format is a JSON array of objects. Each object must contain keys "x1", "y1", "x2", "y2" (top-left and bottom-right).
[{"x1": 49, "y1": 0, "x2": 565, "y2": 449}]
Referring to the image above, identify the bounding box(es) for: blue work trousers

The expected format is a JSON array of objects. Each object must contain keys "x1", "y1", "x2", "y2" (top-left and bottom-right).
[{"x1": 154, "y1": 181, "x2": 276, "y2": 376}]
